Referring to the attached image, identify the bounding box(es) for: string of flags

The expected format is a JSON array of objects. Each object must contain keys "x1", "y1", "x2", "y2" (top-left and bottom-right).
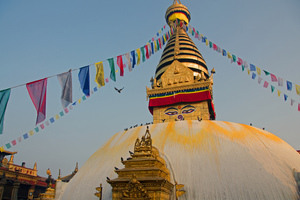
[
  {"x1": 0, "y1": 25, "x2": 172, "y2": 151},
  {"x1": 184, "y1": 23, "x2": 300, "y2": 112}
]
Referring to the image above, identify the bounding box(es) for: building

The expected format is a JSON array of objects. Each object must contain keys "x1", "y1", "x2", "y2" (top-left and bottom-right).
[
  {"x1": 0, "y1": 150, "x2": 54, "y2": 200},
  {"x1": 57, "y1": 0, "x2": 300, "y2": 199}
]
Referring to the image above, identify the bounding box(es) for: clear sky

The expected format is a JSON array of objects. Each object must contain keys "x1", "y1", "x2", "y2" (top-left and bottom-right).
[{"x1": 0, "y1": 0, "x2": 299, "y2": 178}]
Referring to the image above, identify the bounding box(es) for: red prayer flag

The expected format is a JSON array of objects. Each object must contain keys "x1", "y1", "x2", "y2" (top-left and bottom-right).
[
  {"x1": 298, "y1": 103, "x2": 300, "y2": 111},
  {"x1": 26, "y1": 78, "x2": 47, "y2": 125},
  {"x1": 263, "y1": 81, "x2": 269, "y2": 88},
  {"x1": 237, "y1": 57, "x2": 243, "y2": 66},
  {"x1": 117, "y1": 55, "x2": 124, "y2": 76},
  {"x1": 40, "y1": 123, "x2": 45, "y2": 129},
  {"x1": 11, "y1": 140, "x2": 16, "y2": 146},
  {"x1": 213, "y1": 43, "x2": 218, "y2": 51},
  {"x1": 145, "y1": 45, "x2": 150, "y2": 59},
  {"x1": 158, "y1": 38, "x2": 162, "y2": 49},
  {"x1": 270, "y1": 73, "x2": 278, "y2": 82}
]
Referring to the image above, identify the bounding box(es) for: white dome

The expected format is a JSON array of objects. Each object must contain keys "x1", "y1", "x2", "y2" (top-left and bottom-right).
[{"x1": 58, "y1": 120, "x2": 300, "y2": 200}]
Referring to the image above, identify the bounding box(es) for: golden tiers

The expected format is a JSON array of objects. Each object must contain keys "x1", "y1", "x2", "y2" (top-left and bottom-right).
[{"x1": 155, "y1": 26, "x2": 209, "y2": 82}]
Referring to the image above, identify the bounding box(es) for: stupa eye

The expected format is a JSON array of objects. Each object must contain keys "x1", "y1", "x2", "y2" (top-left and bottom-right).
[
  {"x1": 164, "y1": 107, "x2": 178, "y2": 116},
  {"x1": 181, "y1": 105, "x2": 195, "y2": 114}
]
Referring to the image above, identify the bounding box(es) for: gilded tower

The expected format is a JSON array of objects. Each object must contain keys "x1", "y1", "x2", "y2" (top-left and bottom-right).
[{"x1": 147, "y1": 0, "x2": 216, "y2": 123}]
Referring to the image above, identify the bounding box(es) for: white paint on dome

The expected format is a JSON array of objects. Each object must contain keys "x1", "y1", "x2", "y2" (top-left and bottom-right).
[{"x1": 58, "y1": 120, "x2": 300, "y2": 200}]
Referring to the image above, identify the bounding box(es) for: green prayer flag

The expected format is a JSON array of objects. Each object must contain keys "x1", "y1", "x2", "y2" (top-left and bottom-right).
[
  {"x1": 5, "y1": 143, "x2": 11, "y2": 149},
  {"x1": 209, "y1": 41, "x2": 213, "y2": 48},
  {"x1": 34, "y1": 127, "x2": 39, "y2": 132},
  {"x1": 0, "y1": 88, "x2": 11, "y2": 134},
  {"x1": 108, "y1": 58, "x2": 116, "y2": 82},
  {"x1": 242, "y1": 65, "x2": 245, "y2": 71},
  {"x1": 82, "y1": 96, "x2": 87, "y2": 101},
  {"x1": 60, "y1": 111, "x2": 64, "y2": 116},
  {"x1": 140, "y1": 47, "x2": 146, "y2": 62},
  {"x1": 263, "y1": 70, "x2": 270, "y2": 76},
  {"x1": 271, "y1": 85, "x2": 275, "y2": 92},
  {"x1": 232, "y1": 55, "x2": 236, "y2": 62}
]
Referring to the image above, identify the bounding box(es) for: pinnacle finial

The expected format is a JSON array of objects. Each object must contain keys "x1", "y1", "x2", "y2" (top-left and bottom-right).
[{"x1": 173, "y1": 0, "x2": 182, "y2": 4}]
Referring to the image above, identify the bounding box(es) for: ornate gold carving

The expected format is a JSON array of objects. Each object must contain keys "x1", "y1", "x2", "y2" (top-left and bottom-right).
[{"x1": 122, "y1": 175, "x2": 150, "y2": 199}]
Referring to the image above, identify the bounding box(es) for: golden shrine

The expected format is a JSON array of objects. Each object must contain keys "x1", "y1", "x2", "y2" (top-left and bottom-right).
[{"x1": 107, "y1": 127, "x2": 175, "y2": 200}]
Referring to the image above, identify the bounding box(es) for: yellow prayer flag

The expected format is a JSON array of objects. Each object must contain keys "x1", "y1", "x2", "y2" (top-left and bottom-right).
[
  {"x1": 227, "y1": 52, "x2": 232, "y2": 59},
  {"x1": 163, "y1": 34, "x2": 167, "y2": 42},
  {"x1": 78, "y1": 99, "x2": 81, "y2": 104},
  {"x1": 115, "y1": 69, "x2": 118, "y2": 73},
  {"x1": 154, "y1": 41, "x2": 158, "y2": 52},
  {"x1": 295, "y1": 84, "x2": 300, "y2": 95},
  {"x1": 256, "y1": 67, "x2": 261, "y2": 75},
  {"x1": 206, "y1": 39, "x2": 209, "y2": 46},
  {"x1": 29, "y1": 130, "x2": 34, "y2": 136},
  {"x1": 136, "y1": 48, "x2": 141, "y2": 65},
  {"x1": 277, "y1": 90, "x2": 281, "y2": 97},
  {"x1": 95, "y1": 62, "x2": 105, "y2": 88},
  {"x1": 55, "y1": 114, "x2": 60, "y2": 120},
  {"x1": 247, "y1": 68, "x2": 250, "y2": 75}
]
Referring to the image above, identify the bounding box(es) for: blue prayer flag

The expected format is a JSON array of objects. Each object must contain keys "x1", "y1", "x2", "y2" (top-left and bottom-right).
[
  {"x1": 252, "y1": 73, "x2": 256, "y2": 80},
  {"x1": 50, "y1": 117, "x2": 55, "y2": 123},
  {"x1": 284, "y1": 94, "x2": 288, "y2": 101},
  {"x1": 93, "y1": 87, "x2": 98, "y2": 92},
  {"x1": 23, "y1": 133, "x2": 29, "y2": 139},
  {"x1": 287, "y1": 81, "x2": 292, "y2": 91},
  {"x1": 78, "y1": 66, "x2": 90, "y2": 96},
  {"x1": 222, "y1": 49, "x2": 226, "y2": 56},
  {"x1": 131, "y1": 50, "x2": 136, "y2": 69},
  {"x1": 151, "y1": 42, "x2": 154, "y2": 54},
  {"x1": 250, "y1": 64, "x2": 256, "y2": 71}
]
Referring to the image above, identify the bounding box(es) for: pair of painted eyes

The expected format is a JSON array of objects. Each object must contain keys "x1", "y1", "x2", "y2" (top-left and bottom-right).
[{"x1": 165, "y1": 108, "x2": 195, "y2": 116}]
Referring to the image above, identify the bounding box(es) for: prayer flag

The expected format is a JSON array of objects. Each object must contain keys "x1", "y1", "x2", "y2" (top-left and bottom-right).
[
  {"x1": 205, "y1": 39, "x2": 209, "y2": 46},
  {"x1": 6, "y1": 143, "x2": 11, "y2": 149},
  {"x1": 23, "y1": 133, "x2": 29, "y2": 139},
  {"x1": 263, "y1": 81, "x2": 269, "y2": 88},
  {"x1": 40, "y1": 123, "x2": 45, "y2": 129},
  {"x1": 237, "y1": 57, "x2": 243, "y2": 66},
  {"x1": 95, "y1": 62, "x2": 105, "y2": 87},
  {"x1": 202, "y1": 36, "x2": 206, "y2": 43},
  {"x1": 284, "y1": 94, "x2": 288, "y2": 101},
  {"x1": 256, "y1": 67, "x2": 261, "y2": 75},
  {"x1": 45, "y1": 121, "x2": 49, "y2": 126},
  {"x1": 78, "y1": 66, "x2": 90, "y2": 96},
  {"x1": 242, "y1": 65, "x2": 245, "y2": 71},
  {"x1": 270, "y1": 73, "x2": 277, "y2": 82},
  {"x1": 287, "y1": 81, "x2": 292, "y2": 91},
  {"x1": 12, "y1": 140, "x2": 16, "y2": 146},
  {"x1": 136, "y1": 48, "x2": 141, "y2": 65},
  {"x1": 252, "y1": 73, "x2": 256, "y2": 79},
  {"x1": 130, "y1": 50, "x2": 136, "y2": 69},
  {"x1": 291, "y1": 99, "x2": 295, "y2": 106},
  {"x1": 26, "y1": 78, "x2": 47, "y2": 125},
  {"x1": 140, "y1": 47, "x2": 146, "y2": 62},
  {"x1": 64, "y1": 107, "x2": 69, "y2": 113},
  {"x1": 271, "y1": 85, "x2": 275, "y2": 93},
  {"x1": 263, "y1": 70, "x2": 270, "y2": 76},
  {"x1": 57, "y1": 70, "x2": 72, "y2": 108},
  {"x1": 222, "y1": 49, "x2": 226, "y2": 56},
  {"x1": 250, "y1": 64, "x2": 256, "y2": 71},
  {"x1": 34, "y1": 127, "x2": 39, "y2": 132},
  {"x1": 59, "y1": 111, "x2": 64, "y2": 117},
  {"x1": 154, "y1": 40, "x2": 158, "y2": 52},
  {"x1": 108, "y1": 58, "x2": 116, "y2": 81},
  {"x1": 50, "y1": 117, "x2": 55, "y2": 123},
  {"x1": 105, "y1": 78, "x2": 109, "y2": 83},
  {"x1": 0, "y1": 146, "x2": 4, "y2": 152},
  {"x1": 151, "y1": 42, "x2": 154, "y2": 54},
  {"x1": 213, "y1": 43, "x2": 217, "y2": 51},
  {"x1": 277, "y1": 90, "x2": 281, "y2": 97},
  {"x1": 162, "y1": 35, "x2": 165, "y2": 45},
  {"x1": 278, "y1": 77, "x2": 283, "y2": 86},
  {"x1": 247, "y1": 68, "x2": 250, "y2": 75},
  {"x1": 117, "y1": 55, "x2": 124, "y2": 76},
  {"x1": 258, "y1": 76, "x2": 263, "y2": 84},
  {"x1": 158, "y1": 38, "x2": 162, "y2": 49},
  {"x1": 295, "y1": 84, "x2": 300, "y2": 95},
  {"x1": 232, "y1": 55, "x2": 236, "y2": 62},
  {"x1": 0, "y1": 88, "x2": 11, "y2": 134},
  {"x1": 227, "y1": 53, "x2": 232, "y2": 59},
  {"x1": 125, "y1": 53, "x2": 132, "y2": 72},
  {"x1": 18, "y1": 137, "x2": 21, "y2": 143},
  {"x1": 29, "y1": 130, "x2": 34, "y2": 136},
  {"x1": 299, "y1": 103, "x2": 300, "y2": 111},
  {"x1": 147, "y1": 43, "x2": 151, "y2": 57},
  {"x1": 145, "y1": 45, "x2": 150, "y2": 59},
  {"x1": 209, "y1": 41, "x2": 213, "y2": 48}
]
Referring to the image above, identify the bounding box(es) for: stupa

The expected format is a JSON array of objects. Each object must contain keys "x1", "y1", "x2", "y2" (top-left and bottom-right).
[{"x1": 57, "y1": 1, "x2": 300, "y2": 199}]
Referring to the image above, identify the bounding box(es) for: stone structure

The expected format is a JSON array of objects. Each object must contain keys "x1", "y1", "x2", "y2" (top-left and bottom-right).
[{"x1": 0, "y1": 150, "x2": 53, "y2": 200}]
